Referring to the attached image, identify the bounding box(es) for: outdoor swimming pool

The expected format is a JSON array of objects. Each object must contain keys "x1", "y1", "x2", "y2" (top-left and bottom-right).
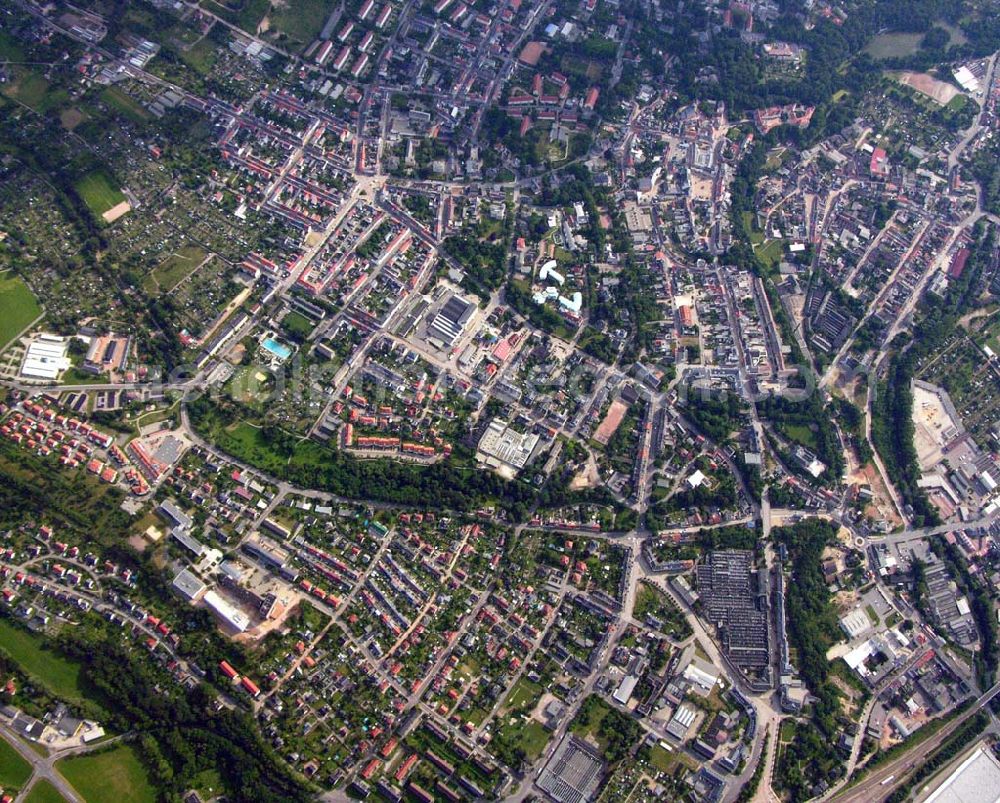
[{"x1": 262, "y1": 337, "x2": 292, "y2": 361}]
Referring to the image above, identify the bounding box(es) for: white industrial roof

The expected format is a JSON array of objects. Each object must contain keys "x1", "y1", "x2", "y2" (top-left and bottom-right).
[
  {"x1": 840, "y1": 608, "x2": 872, "y2": 640},
  {"x1": 20, "y1": 335, "x2": 71, "y2": 379},
  {"x1": 924, "y1": 746, "x2": 1000, "y2": 803}
]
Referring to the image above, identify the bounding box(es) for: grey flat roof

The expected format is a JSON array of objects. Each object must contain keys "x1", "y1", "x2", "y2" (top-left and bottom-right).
[{"x1": 172, "y1": 568, "x2": 207, "y2": 600}]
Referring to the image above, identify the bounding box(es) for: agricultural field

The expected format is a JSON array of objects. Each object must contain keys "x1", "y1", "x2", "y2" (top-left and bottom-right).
[
  {"x1": 73, "y1": 171, "x2": 126, "y2": 219},
  {"x1": 57, "y1": 744, "x2": 157, "y2": 803},
  {"x1": 0, "y1": 273, "x2": 42, "y2": 351}
]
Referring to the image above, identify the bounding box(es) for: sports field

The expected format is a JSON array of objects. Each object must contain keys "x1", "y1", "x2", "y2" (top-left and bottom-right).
[
  {"x1": 0, "y1": 272, "x2": 41, "y2": 350},
  {"x1": 57, "y1": 744, "x2": 156, "y2": 803},
  {"x1": 74, "y1": 171, "x2": 126, "y2": 218}
]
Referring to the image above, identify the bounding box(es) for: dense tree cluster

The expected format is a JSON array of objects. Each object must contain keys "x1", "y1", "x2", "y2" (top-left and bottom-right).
[
  {"x1": 683, "y1": 391, "x2": 745, "y2": 442},
  {"x1": 759, "y1": 393, "x2": 846, "y2": 485},
  {"x1": 191, "y1": 396, "x2": 537, "y2": 514},
  {"x1": 968, "y1": 141, "x2": 1000, "y2": 217},
  {"x1": 56, "y1": 631, "x2": 311, "y2": 803},
  {"x1": 775, "y1": 519, "x2": 841, "y2": 738},
  {"x1": 504, "y1": 278, "x2": 574, "y2": 335},
  {"x1": 772, "y1": 519, "x2": 849, "y2": 799},
  {"x1": 445, "y1": 234, "x2": 509, "y2": 296}
]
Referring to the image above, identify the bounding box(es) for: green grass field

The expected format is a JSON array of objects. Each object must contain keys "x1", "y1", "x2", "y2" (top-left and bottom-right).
[
  {"x1": 202, "y1": 0, "x2": 271, "y2": 31},
  {"x1": 864, "y1": 32, "x2": 923, "y2": 59},
  {"x1": 99, "y1": 87, "x2": 151, "y2": 123},
  {"x1": 152, "y1": 246, "x2": 207, "y2": 292},
  {"x1": 0, "y1": 272, "x2": 42, "y2": 351},
  {"x1": 57, "y1": 745, "x2": 156, "y2": 803},
  {"x1": 228, "y1": 369, "x2": 274, "y2": 406},
  {"x1": 494, "y1": 717, "x2": 550, "y2": 761},
  {"x1": 74, "y1": 171, "x2": 126, "y2": 218},
  {"x1": 23, "y1": 780, "x2": 69, "y2": 803},
  {"x1": 780, "y1": 422, "x2": 817, "y2": 449},
  {"x1": 646, "y1": 742, "x2": 696, "y2": 774},
  {"x1": 0, "y1": 618, "x2": 87, "y2": 704},
  {"x1": 5, "y1": 69, "x2": 69, "y2": 113},
  {"x1": 504, "y1": 678, "x2": 542, "y2": 712},
  {"x1": 180, "y1": 39, "x2": 219, "y2": 74},
  {"x1": 3, "y1": 72, "x2": 50, "y2": 110},
  {"x1": 0, "y1": 735, "x2": 33, "y2": 789},
  {"x1": 0, "y1": 30, "x2": 25, "y2": 61},
  {"x1": 570, "y1": 695, "x2": 612, "y2": 748},
  {"x1": 985, "y1": 327, "x2": 1000, "y2": 357},
  {"x1": 267, "y1": 0, "x2": 333, "y2": 51},
  {"x1": 946, "y1": 93, "x2": 970, "y2": 113},
  {"x1": 741, "y1": 210, "x2": 764, "y2": 245},
  {"x1": 281, "y1": 310, "x2": 315, "y2": 341},
  {"x1": 756, "y1": 238, "x2": 785, "y2": 270},
  {"x1": 188, "y1": 768, "x2": 224, "y2": 799}
]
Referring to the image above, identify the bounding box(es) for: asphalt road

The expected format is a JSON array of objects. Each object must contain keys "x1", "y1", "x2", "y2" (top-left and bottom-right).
[{"x1": 0, "y1": 723, "x2": 86, "y2": 803}]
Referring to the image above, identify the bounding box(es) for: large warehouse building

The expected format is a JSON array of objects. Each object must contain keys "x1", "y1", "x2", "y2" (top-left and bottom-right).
[
  {"x1": 427, "y1": 293, "x2": 475, "y2": 348},
  {"x1": 20, "y1": 334, "x2": 71, "y2": 380},
  {"x1": 923, "y1": 744, "x2": 1000, "y2": 803}
]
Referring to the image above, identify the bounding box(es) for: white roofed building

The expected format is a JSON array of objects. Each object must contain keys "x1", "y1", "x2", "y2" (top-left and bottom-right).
[
  {"x1": 20, "y1": 334, "x2": 71, "y2": 380},
  {"x1": 203, "y1": 589, "x2": 250, "y2": 632}
]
